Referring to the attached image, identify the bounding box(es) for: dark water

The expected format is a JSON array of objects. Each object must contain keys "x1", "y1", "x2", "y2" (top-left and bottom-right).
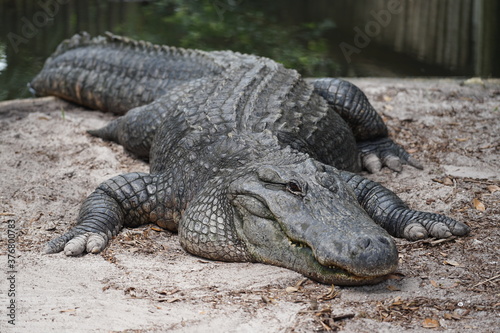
[{"x1": 0, "y1": 0, "x2": 456, "y2": 101}]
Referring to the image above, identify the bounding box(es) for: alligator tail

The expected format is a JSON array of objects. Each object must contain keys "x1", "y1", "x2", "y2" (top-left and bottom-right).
[{"x1": 30, "y1": 32, "x2": 223, "y2": 115}]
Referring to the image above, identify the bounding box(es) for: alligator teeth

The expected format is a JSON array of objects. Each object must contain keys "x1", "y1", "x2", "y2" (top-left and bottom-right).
[{"x1": 288, "y1": 239, "x2": 305, "y2": 248}]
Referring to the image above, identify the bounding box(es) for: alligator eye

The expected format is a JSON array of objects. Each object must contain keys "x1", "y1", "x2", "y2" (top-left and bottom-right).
[{"x1": 286, "y1": 181, "x2": 306, "y2": 196}]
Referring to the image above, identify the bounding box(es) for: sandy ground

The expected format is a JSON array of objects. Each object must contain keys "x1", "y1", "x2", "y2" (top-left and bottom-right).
[{"x1": 0, "y1": 78, "x2": 499, "y2": 332}]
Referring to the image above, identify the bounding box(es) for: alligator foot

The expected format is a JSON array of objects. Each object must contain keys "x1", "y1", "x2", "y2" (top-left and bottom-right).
[
  {"x1": 397, "y1": 210, "x2": 469, "y2": 241},
  {"x1": 45, "y1": 230, "x2": 109, "y2": 256},
  {"x1": 44, "y1": 185, "x2": 123, "y2": 255},
  {"x1": 312, "y1": 78, "x2": 423, "y2": 173},
  {"x1": 44, "y1": 172, "x2": 164, "y2": 256},
  {"x1": 358, "y1": 137, "x2": 423, "y2": 173},
  {"x1": 340, "y1": 171, "x2": 470, "y2": 240}
]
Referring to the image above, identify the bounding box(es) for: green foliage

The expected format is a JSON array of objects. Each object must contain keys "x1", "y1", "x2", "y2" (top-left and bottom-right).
[{"x1": 149, "y1": 0, "x2": 339, "y2": 76}]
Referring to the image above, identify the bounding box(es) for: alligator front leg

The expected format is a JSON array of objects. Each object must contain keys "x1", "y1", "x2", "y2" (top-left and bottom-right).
[
  {"x1": 312, "y1": 78, "x2": 422, "y2": 173},
  {"x1": 45, "y1": 172, "x2": 175, "y2": 255},
  {"x1": 339, "y1": 171, "x2": 470, "y2": 240},
  {"x1": 87, "y1": 79, "x2": 207, "y2": 159}
]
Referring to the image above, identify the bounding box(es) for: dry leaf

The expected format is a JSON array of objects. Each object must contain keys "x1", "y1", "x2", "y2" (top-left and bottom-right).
[
  {"x1": 261, "y1": 295, "x2": 272, "y2": 304},
  {"x1": 432, "y1": 177, "x2": 453, "y2": 186},
  {"x1": 487, "y1": 185, "x2": 500, "y2": 193},
  {"x1": 165, "y1": 297, "x2": 181, "y2": 303},
  {"x1": 456, "y1": 137, "x2": 469, "y2": 142},
  {"x1": 386, "y1": 285, "x2": 401, "y2": 291},
  {"x1": 472, "y1": 198, "x2": 486, "y2": 211},
  {"x1": 319, "y1": 285, "x2": 339, "y2": 300},
  {"x1": 430, "y1": 280, "x2": 439, "y2": 288},
  {"x1": 391, "y1": 296, "x2": 403, "y2": 305},
  {"x1": 442, "y1": 177, "x2": 454, "y2": 186},
  {"x1": 422, "y1": 318, "x2": 440, "y2": 328},
  {"x1": 295, "y1": 278, "x2": 309, "y2": 289},
  {"x1": 285, "y1": 286, "x2": 299, "y2": 293},
  {"x1": 150, "y1": 226, "x2": 163, "y2": 232},
  {"x1": 444, "y1": 259, "x2": 461, "y2": 267},
  {"x1": 443, "y1": 282, "x2": 460, "y2": 289},
  {"x1": 383, "y1": 95, "x2": 393, "y2": 102},
  {"x1": 443, "y1": 313, "x2": 453, "y2": 320},
  {"x1": 444, "y1": 312, "x2": 462, "y2": 320},
  {"x1": 315, "y1": 306, "x2": 332, "y2": 316}
]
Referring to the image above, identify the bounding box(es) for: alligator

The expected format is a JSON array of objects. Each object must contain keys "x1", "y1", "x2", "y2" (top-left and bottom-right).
[{"x1": 30, "y1": 32, "x2": 469, "y2": 285}]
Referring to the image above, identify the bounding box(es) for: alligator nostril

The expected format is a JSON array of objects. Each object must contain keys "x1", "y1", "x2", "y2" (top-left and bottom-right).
[
  {"x1": 350, "y1": 237, "x2": 372, "y2": 257},
  {"x1": 359, "y1": 237, "x2": 372, "y2": 250},
  {"x1": 378, "y1": 236, "x2": 390, "y2": 246}
]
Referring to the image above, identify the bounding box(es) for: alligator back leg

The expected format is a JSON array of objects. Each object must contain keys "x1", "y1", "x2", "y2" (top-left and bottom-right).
[
  {"x1": 45, "y1": 172, "x2": 178, "y2": 255},
  {"x1": 30, "y1": 32, "x2": 223, "y2": 114},
  {"x1": 312, "y1": 78, "x2": 422, "y2": 173},
  {"x1": 339, "y1": 171, "x2": 470, "y2": 240}
]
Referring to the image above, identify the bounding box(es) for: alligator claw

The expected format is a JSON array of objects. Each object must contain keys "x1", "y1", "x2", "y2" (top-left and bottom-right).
[
  {"x1": 362, "y1": 153, "x2": 383, "y2": 173},
  {"x1": 358, "y1": 137, "x2": 423, "y2": 173},
  {"x1": 64, "y1": 233, "x2": 90, "y2": 256},
  {"x1": 402, "y1": 211, "x2": 469, "y2": 241},
  {"x1": 44, "y1": 229, "x2": 109, "y2": 256},
  {"x1": 44, "y1": 232, "x2": 75, "y2": 254}
]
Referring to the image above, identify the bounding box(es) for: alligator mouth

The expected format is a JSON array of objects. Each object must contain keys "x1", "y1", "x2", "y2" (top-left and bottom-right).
[
  {"x1": 286, "y1": 238, "x2": 391, "y2": 285},
  {"x1": 232, "y1": 193, "x2": 393, "y2": 285}
]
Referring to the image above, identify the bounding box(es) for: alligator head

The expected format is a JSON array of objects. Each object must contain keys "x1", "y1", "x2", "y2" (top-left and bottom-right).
[{"x1": 180, "y1": 158, "x2": 398, "y2": 285}]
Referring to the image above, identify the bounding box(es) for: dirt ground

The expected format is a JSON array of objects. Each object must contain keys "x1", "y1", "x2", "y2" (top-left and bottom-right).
[{"x1": 0, "y1": 78, "x2": 499, "y2": 332}]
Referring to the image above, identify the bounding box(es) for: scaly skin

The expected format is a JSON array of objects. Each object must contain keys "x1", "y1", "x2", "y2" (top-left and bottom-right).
[
  {"x1": 29, "y1": 32, "x2": 224, "y2": 114},
  {"x1": 35, "y1": 33, "x2": 469, "y2": 285}
]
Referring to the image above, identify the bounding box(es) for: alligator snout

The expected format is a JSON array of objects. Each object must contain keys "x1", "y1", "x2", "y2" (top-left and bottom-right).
[
  {"x1": 346, "y1": 233, "x2": 398, "y2": 276},
  {"x1": 314, "y1": 228, "x2": 398, "y2": 278}
]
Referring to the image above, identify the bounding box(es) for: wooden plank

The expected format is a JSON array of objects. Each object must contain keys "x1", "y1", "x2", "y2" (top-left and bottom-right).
[
  {"x1": 417, "y1": 0, "x2": 429, "y2": 61},
  {"x1": 411, "y1": 0, "x2": 422, "y2": 58},
  {"x1": 446, "y1": 0, "x2": 460, "y2": 71},
  {"x1": 423, "y1": 0, "x2": 436, "y2": 64},
  {"x1": 393, "y1": 0, "x2": 406, "y2": 52},
  {"x1": 435, "y1": 0, "x2": 447, "y2": 65},
  {"x1": 458, "y1": 0, "x2": 473, "y2": 73}
]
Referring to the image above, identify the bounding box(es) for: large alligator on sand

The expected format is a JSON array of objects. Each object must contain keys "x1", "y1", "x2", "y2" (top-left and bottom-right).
[{"x1": 31, "y1": 32, "x2": 469, "y2": 285}]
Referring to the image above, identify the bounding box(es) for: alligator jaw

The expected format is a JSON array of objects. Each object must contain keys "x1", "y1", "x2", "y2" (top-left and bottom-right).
[
  {"x1": 284, "y1": 238, "x2": 395, "y2": 285},
  {"x1": 232, "y1": 199, "x2": 398, "y2": 286}
]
